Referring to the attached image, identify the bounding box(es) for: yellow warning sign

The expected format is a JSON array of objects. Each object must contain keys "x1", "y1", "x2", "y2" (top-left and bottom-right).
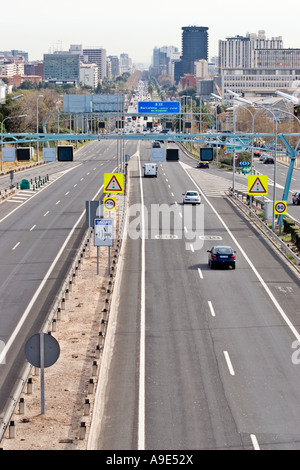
[
  {"x1": 103, "y1": 173, "x2": 124, "y2": 193},
  {"x1": 248, "y1": 175, "x2": 268, "y2": 195}
]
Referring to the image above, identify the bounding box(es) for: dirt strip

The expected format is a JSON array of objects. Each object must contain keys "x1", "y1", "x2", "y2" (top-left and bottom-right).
[{"x1": 1, "y1": 202, "x2": 122, "y2": 450}]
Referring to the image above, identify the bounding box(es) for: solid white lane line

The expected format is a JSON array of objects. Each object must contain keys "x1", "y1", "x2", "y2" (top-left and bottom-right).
[
  {"x1": 208, "y1": 301, "x2": 215, "y2": 317},
  {"x1": 250, "y1": 434, "x2": 260, "y2": 450},
  {"x1": 138, "y1": 148, "x2": 146, "y2": 451},
  {"x1": 12, "y1": 242, "x2": 20, "y2": 250},
  {"x1": 180, "y1": 161, "x2": 300, "y2": 344},
  {"x1": 224, "y1": 351, "x2": 235, "y2": 375}
]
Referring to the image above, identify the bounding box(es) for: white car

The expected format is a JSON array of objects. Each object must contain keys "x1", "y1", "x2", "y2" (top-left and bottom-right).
[{"x1": 182, "y1": 190, "x2": 201, "y2": 204}]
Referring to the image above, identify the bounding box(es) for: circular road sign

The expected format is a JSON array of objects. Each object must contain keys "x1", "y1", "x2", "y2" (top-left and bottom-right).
[
  {"x1": 104, "y1": 197, "x2": 116, "y2": 211},
  {"x1": 274, "y1": 201, "x2": 287, "y2": 214},
  {"x1": 25, "y1": 333, "x2": 60, "y2": 368}
]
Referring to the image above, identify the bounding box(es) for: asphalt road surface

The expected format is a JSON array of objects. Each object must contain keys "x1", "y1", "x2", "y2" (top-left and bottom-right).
[
  {"x1": 0, "y1": 139, "x2": 137, "y2": 430},
  {"x1": 91, "y1": 140, "x2": 300, "y2": 450}
]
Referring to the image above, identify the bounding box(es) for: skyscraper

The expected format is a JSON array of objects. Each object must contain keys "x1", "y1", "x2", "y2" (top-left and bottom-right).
[{"x1": 181, "y1": 26, "x2": 208, "y2": 75}]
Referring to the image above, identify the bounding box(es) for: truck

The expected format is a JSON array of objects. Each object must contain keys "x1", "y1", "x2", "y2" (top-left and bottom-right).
[
  {"x1": 144, "y1": 163, "x2": 158, "y2": 177},
  {"x1": 166, "y1": 148, "x2": 179, "y2": 161}
]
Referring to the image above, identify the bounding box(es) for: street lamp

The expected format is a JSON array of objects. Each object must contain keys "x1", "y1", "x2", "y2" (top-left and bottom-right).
[
  {"x1": 275, "y1": 91, "x2": 299, "y2": 105},
  {"x1": 1, "y1": 114, "x2": 27, "y2": 172},
  {"x1": 211, "y1": 93, "x2": 223, "y2": 163},
  {"x1": 36, "y1": 95, "x2": 44, "y2": 162},
  {"x1": 56, "y1": 95, "x2": 64, "y2": 135}
]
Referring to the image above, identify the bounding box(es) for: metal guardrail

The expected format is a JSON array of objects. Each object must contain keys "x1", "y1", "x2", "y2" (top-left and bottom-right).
[
  {"x1": 227, "y1": 189, "x2": 300, "y2": 267},
  {"x1": 0, "y1": 229, "x2": 91, "y2": 443}
]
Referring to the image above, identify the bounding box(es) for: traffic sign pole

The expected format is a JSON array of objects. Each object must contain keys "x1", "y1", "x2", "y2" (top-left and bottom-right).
[{"x1": 40, "y1": 333, "x2": 45, "y2": 414}]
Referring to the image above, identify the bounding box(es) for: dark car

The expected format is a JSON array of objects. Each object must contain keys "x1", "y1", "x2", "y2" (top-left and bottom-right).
[
  {"x1": 152, "y1": 141, "x2": 160, "y2": 148},
  {"x1": 263, "y1": 157, "x2": 274, "y2": 164},
  {"x1": 292, "y1": 192, "x2": 300, "y2": 205},
  {"x1": 207, "y1": 245, "x2": 236, "y2": 269},
  {"x1": 198, "y1": 162, "x2": 209, "y2": 168}
]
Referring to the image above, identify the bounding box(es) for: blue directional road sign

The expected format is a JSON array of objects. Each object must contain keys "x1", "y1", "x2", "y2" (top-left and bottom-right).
[{"x1": 138, "y1": 101, "x2": 180, "y2": 114}]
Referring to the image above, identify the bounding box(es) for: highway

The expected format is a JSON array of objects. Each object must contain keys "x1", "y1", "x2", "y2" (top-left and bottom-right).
[
  {"x1": 0, "y1": 139, "x2": 136, "y2": 426},
  {"x1": 91, "y1": 140, "x2": 300, "y2": 450}
]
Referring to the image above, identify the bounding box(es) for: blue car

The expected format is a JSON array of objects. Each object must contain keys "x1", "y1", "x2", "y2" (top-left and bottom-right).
[{"x1": 207, "y1": 245, "x2": 236, "y2": 269}]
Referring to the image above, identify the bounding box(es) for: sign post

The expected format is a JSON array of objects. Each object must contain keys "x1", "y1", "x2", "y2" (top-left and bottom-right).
[
  {"x1": 25, "y1": 333, "x2": 60, "y2": 414},
  {"x1": 94, "y1": 218, "x2": 114, "y2": 275}
]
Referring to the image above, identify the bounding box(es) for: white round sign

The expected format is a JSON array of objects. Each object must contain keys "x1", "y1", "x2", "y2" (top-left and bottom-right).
[{"x1": 104, "y1": 198, "x2": 116, "y2": 210}]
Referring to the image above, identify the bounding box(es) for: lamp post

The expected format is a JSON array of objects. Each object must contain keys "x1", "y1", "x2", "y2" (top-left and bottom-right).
[
  {"x1": 56, "y1": 95, "x2": 64, "y2": 135},
  {"x1": 227, "y1": 90, "x2": 279, "y2": 230},
  {"x1": 211, "y1": 93, "x2": 223, "y2": 163},
  {"x1": 1, "y1": 114, "x2": 27, "y2": 172},
  {"x1": 227, "y1": 92, "x2": 256, "y2": 207},
  {"x1": 36, "y1": 95, "x2": 44, "y2": 162}
]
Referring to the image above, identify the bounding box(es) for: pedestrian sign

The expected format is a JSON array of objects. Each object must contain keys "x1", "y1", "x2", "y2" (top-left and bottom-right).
[
  {"x1": 248, "y1": 175, "x2": 268, "y2": 195},
  {"x1": 274, "y1": 201, "x2": 287, "y2": 215},
  {"x1": 104, "y1": 173, "x2": 124, "y2": 193}
]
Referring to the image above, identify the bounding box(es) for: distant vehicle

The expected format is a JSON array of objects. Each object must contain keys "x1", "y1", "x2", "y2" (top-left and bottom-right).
[
  {"x1": 161, "y1": 129, "x2": 170, "y2": 134},
  {"x1": 152, "y1": 141, "x2": 160, "y2": 148},
  {"x1": 198, "y1": 162, "x2": 209, "y2": 168},
  {"x1": 292, "y1": 192, "x2": 300, "y2": 205},
  {"x1": 259, "y1": 154, "x2": 268, "y2": 161},
  {"x1": 182, "y1": 190, "x2": 201, "y2": 205},
  {"x1": 144, "y1": 163, "x2": 158, "y2": 177},
  {"x1": 207, "y1": 246, "x2": 236, "y2": 269},
  {"x1": 263, "y1": 157, "x2": 274, "y2": 164},
  {"x1": 254, "y1": 151, "x2": 261, "y2": 157}
]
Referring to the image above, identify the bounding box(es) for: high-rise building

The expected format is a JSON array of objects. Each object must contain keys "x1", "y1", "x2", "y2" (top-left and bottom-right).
[
  {"x1": 218, "y1": 31, "x2": 283, "y2": 69},
  {"x1": 43, "y1": 53, "x2": 80, "y2": 85},
  {"x1": 120, "y1": 53, "x2": 132, "y2": 74},
  {"x1": 82, "y1": 47, "x2": 107, "y2": 80},
  {"x1": 181, "y1": 26, "x2": 208, "y2": 75}
]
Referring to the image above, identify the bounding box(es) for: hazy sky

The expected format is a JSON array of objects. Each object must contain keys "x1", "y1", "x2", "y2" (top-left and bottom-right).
[{"x1": 1, "y1": 0, "x2": 299, "y2": 64}]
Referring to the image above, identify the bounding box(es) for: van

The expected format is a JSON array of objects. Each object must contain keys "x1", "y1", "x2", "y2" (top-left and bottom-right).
[{"x1": 144, "y1": 163, "x2": 158, "y2": 177}]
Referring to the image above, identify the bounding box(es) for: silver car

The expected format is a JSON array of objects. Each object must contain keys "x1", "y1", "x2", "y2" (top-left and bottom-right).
[{"x1": 182, "y1": 190, "x2": 201, "y2": 204}]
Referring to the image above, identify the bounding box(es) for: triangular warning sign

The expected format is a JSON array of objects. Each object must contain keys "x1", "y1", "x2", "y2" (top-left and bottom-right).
[
  {"x1": 249, "y1": 176, "x2": 267, "y2": 194},
  {"x1": 105, "y1": 175, "x2": 122, "y2": 192}
]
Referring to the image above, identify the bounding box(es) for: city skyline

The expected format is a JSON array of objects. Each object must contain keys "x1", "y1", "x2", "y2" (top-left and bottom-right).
[{"x1": 1, "y1": 0, "x2": 299, "y2": 65}]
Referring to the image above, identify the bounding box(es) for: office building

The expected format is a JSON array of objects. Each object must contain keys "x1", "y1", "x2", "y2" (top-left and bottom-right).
[
  {"x1": 253, "y1": 48, "x2": 300, "y2": 68},
  {"x1": 82, "y1": 47, "x2": 107, "y2": 80},
  {"x1": 181, "y1": 26, "x2": 208, "y2": 75},
  {"x1": 43, "y1": 53, "x2": 80, "y2": 85}
]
